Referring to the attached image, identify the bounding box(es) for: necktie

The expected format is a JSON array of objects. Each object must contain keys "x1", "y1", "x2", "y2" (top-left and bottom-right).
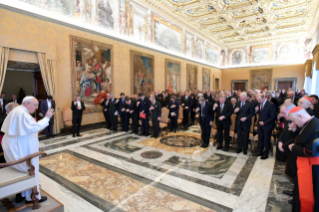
[
  {"x1": 241, "y1": 103, "x2": 242, "y2": 108},
  {"x1": 220, "y1": 104, "x2": 223, "y2": 112},
  {"x1": 261, "y1": 103, "x2": 263, "y2": 111}
]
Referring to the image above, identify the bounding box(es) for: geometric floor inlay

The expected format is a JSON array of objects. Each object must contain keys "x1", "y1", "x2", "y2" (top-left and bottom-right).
[
  {"x1": 40, "y1": 152, "x2": 220, "y2": 212},
  {"x1": 163, "y1": 153, "x2": 236, "y2": 179},
  {"x1": 160, "y1": 135, "x2": 202, "y2": 147},
  {"x1": 140, "y1": 151, "x2": 163, "y2": 159}
]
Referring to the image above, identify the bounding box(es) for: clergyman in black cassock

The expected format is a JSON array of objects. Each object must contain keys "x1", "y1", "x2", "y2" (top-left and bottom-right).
[
  {"x1": 288, "y1": 108, "x2": 319, "y2": 212},
  {"x1": 197, "y1": 97, "x2": 214, "y2": 148}
]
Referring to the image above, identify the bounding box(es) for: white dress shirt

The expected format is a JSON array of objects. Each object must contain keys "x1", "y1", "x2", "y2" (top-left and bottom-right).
[
  {"x1": 47, "y1": 99, "x2": 52, "y2": 109},
  {"x1": 77, "y1": 100, "x2": 82, "y2": 109}
]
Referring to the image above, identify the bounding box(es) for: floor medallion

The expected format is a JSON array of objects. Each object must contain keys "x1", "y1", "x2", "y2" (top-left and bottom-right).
[
  {"x1": 160, "y1": 135, "x2": 202, "y2": 147},
  {"x1": 140, "y1": 151, "x2": 163, "y2": 159}
]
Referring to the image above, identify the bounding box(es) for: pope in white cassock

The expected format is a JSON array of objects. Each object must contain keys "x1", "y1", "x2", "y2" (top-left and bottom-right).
[{"x1": 1, "y1": 96, "x2": 54, "y2": 203}]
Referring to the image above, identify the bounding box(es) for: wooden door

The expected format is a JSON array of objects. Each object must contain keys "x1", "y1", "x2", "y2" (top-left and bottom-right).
[
  {"x1": 234, "y1": 83, "x2": 246, "y2": 91},
  {"x1": 34, "y1": 71, "x2": 47, "y2": 121},
  {"x1": 277, "y1": 81, "x2": 292, "y2": 90},
  {"x1": 215, "y1": 78, "x2": 219, "y2": 90}
]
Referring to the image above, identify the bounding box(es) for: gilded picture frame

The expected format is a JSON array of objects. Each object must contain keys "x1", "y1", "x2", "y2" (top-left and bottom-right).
[
  {"x1": 165, "y1": 59, "x2": 181, "y2": 94},
  {"x1": 186, "y1": 64, "x2": 198, "y2": 91}
]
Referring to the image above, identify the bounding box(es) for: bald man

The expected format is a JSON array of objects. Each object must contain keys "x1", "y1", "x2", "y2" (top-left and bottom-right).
[
  {"x1": 1, "y1": 96, "x2": 54, "y2": 204},
  {"x1": 288, "y1": 107, "x2": 319, "y2": 211}
]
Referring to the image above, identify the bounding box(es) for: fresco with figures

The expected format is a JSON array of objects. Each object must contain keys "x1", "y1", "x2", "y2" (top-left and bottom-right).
[
  {"x1": 250, "y1": 69, "x2": 272, "y2": 91},
  {"x1": 15, "y1": 0, "x2": 319, "y2": 67},
  {"x1": 165, "y1": 59, "x2": 181, "y2": 94},
  {"x1": 202, "y1": 68, "x2": 211, "y2": 90},
  {"x1": 71, "y1": 36, "x2": 112, "y2": 114},
  {"x1": 131, "y1": 51, "x2": 154, "y2": 96},
  {"x1": 186, "y1": 64, "x2": 198, "y2": 91}
]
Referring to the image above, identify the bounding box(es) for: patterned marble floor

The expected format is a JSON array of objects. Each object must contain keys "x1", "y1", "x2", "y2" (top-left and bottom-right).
[{"x1": 36, "y1": 125, "x2": 292, "y2": 212}]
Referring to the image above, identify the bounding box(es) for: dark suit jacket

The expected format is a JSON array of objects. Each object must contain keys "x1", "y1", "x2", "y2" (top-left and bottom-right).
[
  {"x1": 8, "y1": 99, "x2": 18, "y2": 104},
  {"x1": 285, "y1": 97, "x2": 298, "y2": 106},
  {"x1": 168, "y1": 100, "x2": 179, "y2": 118},
  {"x1": 101, "y1": 98, "x2": 110, "y2": 113},
  {"x1": 108, "y1": 98, "x2": 119, "y2": 115},
  {"x1": 214, "y1": 102, "x2": 232, "y2": 127},
  {"x1": 139, "y1": 97, "x2": 150, "y2": 116},
  {"x1": 313, "y1": 102, "x2": 319, "y2": 119},
  {"x1": 0, "y1": 114, "x2": 7, "y2": 135},
  {"x1": 124, "y1": 102, "x2": 135, "y2": 118},
  {"x1": 150, "y1": 101, "x2": 161, "y2": 120},
  {"x1": 71, "y1": 100, "x2": 86, "y2": 117},
  {"x1": 257, "y1": 101, "x2": 276, "y2": 129},
  {"x1": 0, "y1": 99, "x2": 7, "y2": 117},
  {"x1": 270, "y1": 98, "x2": 278, "y2": 112},
  {"x1": 280, "y1": 92, "x2": 287, "y2": 99},
  {"x1": 234, "y1": 100, "x2": 254, "y2": 127},
  {"x1": 181, "y1": 96, "x2": 192, "y2": 112},
  {"x1": 204, "y1": 94, "x2": 213, "y2": 103},
  {"x1": 118, "y1": 98, "x2": 126, "y2": 115},
  {"x1": 198, "y1": 101, "x2": 214, "y2": 124},
  {"x1": 306, "y1": 107, "x2": 315, "y2": 116},
  {"x1": 40, "y1": 100, "x2": 56, "y2": 121}
]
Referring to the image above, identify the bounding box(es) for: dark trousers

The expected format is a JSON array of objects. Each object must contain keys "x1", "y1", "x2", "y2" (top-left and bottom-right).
[
  {"x1": 217, "y1": 124, "x2": 230, "y2": 148},
  {"x1": 103, "y1": 111, "x2": 111, "y2": 129},
  {"x1": 132, "y1": 114, "x2": 139, "y2": 133},
  {"x1": 0, "y1": 145, "x2": 6, "y2": 164},
  {"x1": 123, "y1": 114, "x2": 130, "y2": 132},
  {"x1": 45, "y1": 118, "x2": 54, "y2": 136},
  {"x1": 120, "y1": 112, "x2": 126, "y2": 131},
  {"x1": 257, "y1": 125, "x2": 272, "y2": 156},
  {"x1": 152, "y1": 118, "x2": 160, "y2": 137},
  {"x1": 183, "y1": 110, "x2": 190, "y2": 128},
  {"x1": 110, "y1": 114, "x2": 118, "y2": 131},
  {"x1": 191, "y1": 110, "x2": 196, "y2": 124},
  {"x1": 141, "y1": 114, "x2": 149, "y2": 135},
  {"x1": 72, "y1": 115, "x2": 82, "y2": 136},
  {"x1": 236, "y1": 125, "x2": 250, "y2": 151},
  {"x1": 170, "y1": 117, "x2": 178, "y2": 131},
  {"x1": 200, "y1": 120, "x2": 211, "y2": 146}
]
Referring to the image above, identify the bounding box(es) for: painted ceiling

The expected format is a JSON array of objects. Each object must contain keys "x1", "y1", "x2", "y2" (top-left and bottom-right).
[{"x1": 152, "y1": 0, "x2": 319, "y2": 47}]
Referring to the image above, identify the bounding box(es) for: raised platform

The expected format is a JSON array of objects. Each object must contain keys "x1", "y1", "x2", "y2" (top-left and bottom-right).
[{"x1": 0, "y1": 189, "x2": 64, "y2": 212}]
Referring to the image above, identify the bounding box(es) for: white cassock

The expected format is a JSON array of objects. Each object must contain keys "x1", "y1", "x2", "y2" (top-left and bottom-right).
[{"x1": 1, "y1": 105, "x2": 49, "y2": 201}]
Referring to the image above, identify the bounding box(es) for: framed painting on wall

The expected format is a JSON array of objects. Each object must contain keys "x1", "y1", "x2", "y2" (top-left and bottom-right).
[
  {"x1": 130, "y1": 50, "x2": 154, "y2": 96},
  {"x1": 165, "y1": 59, "x2": 181, "y2": 94},
  {"x1": 250, "y1": 44, "x2": 272, "y2": 64},
  {"x1": 250, "y1": 69, "x2": 272, "y2": 90},
  {"x1": 202, "y1": 68, "x2": 211, "y2": 90},
  {"x1": 186, "y1": 64, "x2": 198, "y2": 91},
  {"x1": 70, "y1": 36, "x2": 113, "y2": 114}
]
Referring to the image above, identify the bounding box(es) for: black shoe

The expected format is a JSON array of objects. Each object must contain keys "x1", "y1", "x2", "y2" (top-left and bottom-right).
[
  {"x1": 50, "y1": 135, "x2": 55, "y2": 138},
  {"x1": 216, "y1": 145, "x2": 223, "y2": 150},
  {"x1": 72, "y1": 135, "x2": 76, "y2": 137},
  {"x1": 150, "y1": 135, "x2": 155, "y2": 138},
  {"x1": 154, "y1": 136, "x2": 158, "y2": 139},
  {"x1": 236, "y1": 149, "x2": 242, "y2": 154},
  {"x1": 253, "y1": 152, "x2": 262, "y2": 157},
  {"x1": 144, "y1": 134, "x2": 150, "y2": 136},
  {"x1": 26, "y1": 196, "x2": 47, "y2": 204},
  {"x1": 174, "y1": 130, "x2": 176, "y2": 133},
  {"x1": 288, "y1": 199, "x2": 293, "y2": 204},
  {"x1": 260, "y1": 155, "x2": 268, "y2": 160},
  {"x1": 243, "y1": 150, "x2": 247, "y2": 155},
  {"x1": 223, "y1": 147, "x2": 229, "y2": 152},
  {"x1": 283, "y1": 190, "x2": 293, "y2": 196},
  {"x1": 15, "y1": 193, "x2": 25, "y2": 203}
]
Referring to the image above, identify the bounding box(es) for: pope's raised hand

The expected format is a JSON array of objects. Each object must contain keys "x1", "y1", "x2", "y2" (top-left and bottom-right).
[{"x1": 45, "y1": 108, "x2": 55, "y2": 119}]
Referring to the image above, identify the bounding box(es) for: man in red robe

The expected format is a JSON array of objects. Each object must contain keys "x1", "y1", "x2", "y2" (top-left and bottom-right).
[{"x1": 288, "y1": 107, "x2": 319, "y2": 212}]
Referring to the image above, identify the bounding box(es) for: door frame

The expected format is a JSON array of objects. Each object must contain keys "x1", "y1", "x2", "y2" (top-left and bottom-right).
[
  {"x1": 231, "y1": 80, "x2": 248, "y2": 91},
  {"x1": 274, "y1": 78, "x2": 297, "y2": 91}
]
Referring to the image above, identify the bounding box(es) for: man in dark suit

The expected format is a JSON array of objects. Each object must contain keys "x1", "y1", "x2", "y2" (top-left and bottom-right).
[
  {"x1": 213, "y1": 95, "x2": 233, "y2": 151},
  {"x1": 8, "y1": 95, "x2": 18, "y2": 104},
  {"x1": 280, "y1": 89, "x2": 287, "y2": 99},
  {"x1": 0, "y1": 92, "x2": 7, "y2": 117},
  {"x1": 131, "y1": 94, "x2": 139, "y2": 134},
  {"x1": 181, "y1": 91, "x2": 192, "y2": 130},
  {"x1": 285, "y1": 91, "x2": 298, "y2": 106},
  {"x1": 168, "y1": 95, "x2": 179, "y2": 133},
  {"x1": 137, "y1": 93, "x2": 150, "y2": 136},
  {"x1": 108, "y1": 93, "x2": 119, "y2": 131},
  {"x1": 149, "y1": 96, "x2": 162, "y2": 138},
  {"x1": 254, "y1": 93, "x2": 277, "y2": 159},
  {"x1": 196, "y1": 97, "x2": 213, "y2": 148},
  {"x1": 124, "y1": 96, "x2": 134, "y2": 132},
  {"x1": 71, "y1": 95, "x2": 86, "y2": 137},
  {"x1": 40, "y1": 95, "x2": 56, "y2": 138},
  {"x1": 101, "y1": 93, "x2": 111, "y2": 129},
  {"x1": 233, "y1": 92, "x2": 255, "y2": 154},
  {"x1": 118, "y1": 93, "x2": 127, "y2": 131},
  {"x1": 265, "y1": 91, "x2": 278, "y2": 113},
  {"x1": 204, "y1": 91, "x2": 213, "y2": 103},
  {"x1": 310, "y1": 95, "x2": 319, "y2": 118}
]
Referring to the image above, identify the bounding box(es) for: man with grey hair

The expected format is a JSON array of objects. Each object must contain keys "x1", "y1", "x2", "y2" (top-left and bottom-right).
[
  {"x1": 1, "y1": 96, "x2": 54, "y2": 204},
  {"x1": 233, "y1": 92, "x2": 254, "y2": 154},
  {"x1": 196, "y1": 97, "x2": 214, "y2": 148}
]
